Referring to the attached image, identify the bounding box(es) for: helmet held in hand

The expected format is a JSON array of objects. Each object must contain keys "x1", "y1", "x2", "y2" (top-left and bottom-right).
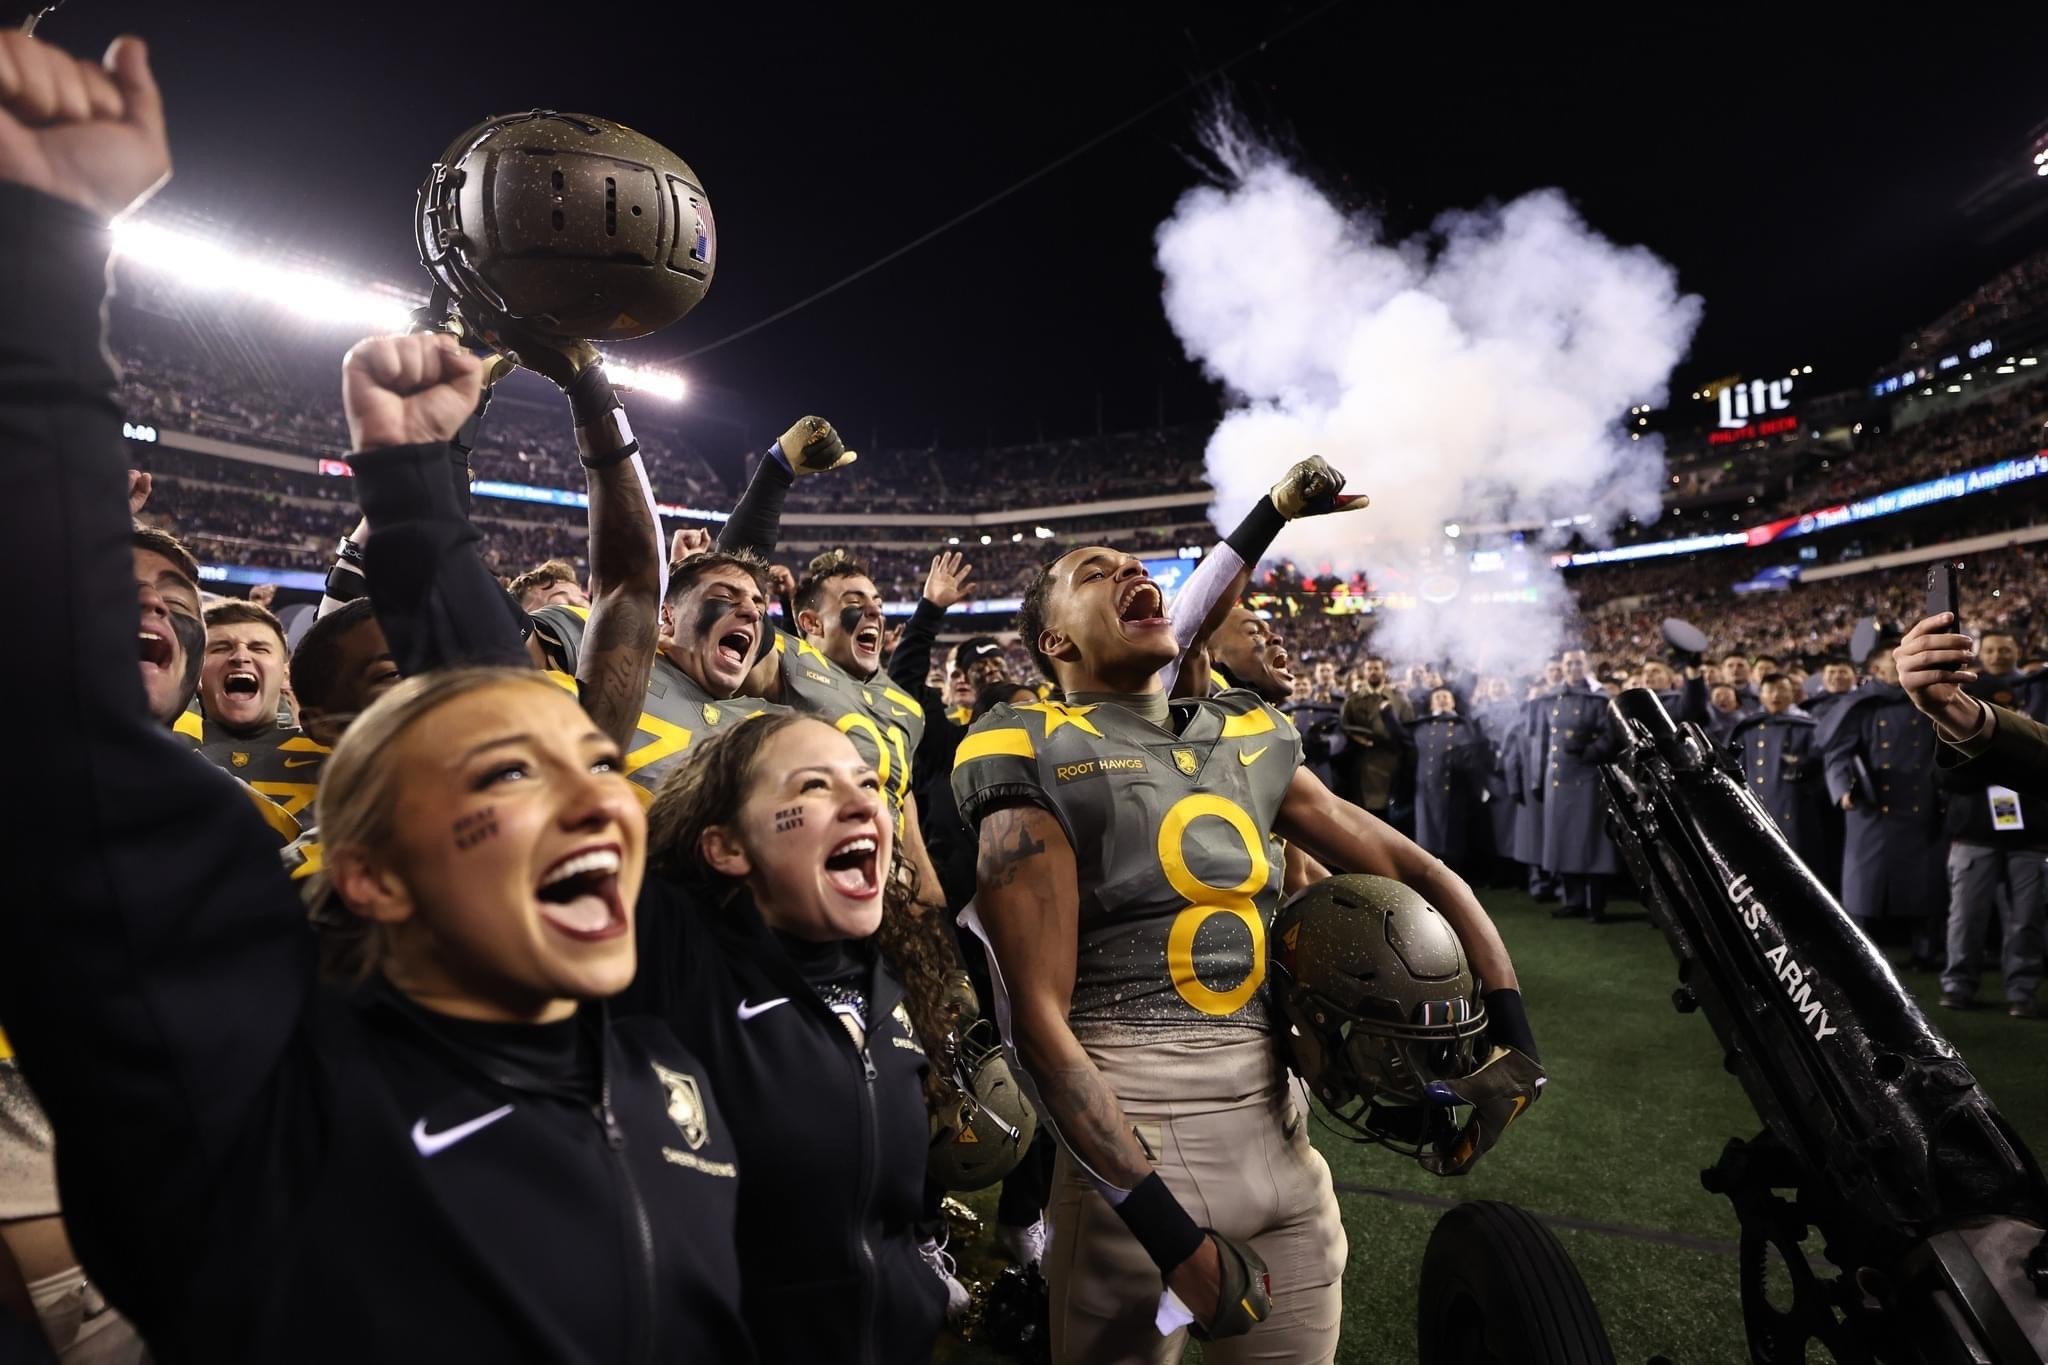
[
  {"x1": 928, "y1": 1021, "x2": 1038, "y2": 1191},
  {"x1": 1269, "y1": 874, "x2": 1489, "y2": 1157},
  {"x1": 416, "y1": 110, "x2": 714, "y2": 343}
]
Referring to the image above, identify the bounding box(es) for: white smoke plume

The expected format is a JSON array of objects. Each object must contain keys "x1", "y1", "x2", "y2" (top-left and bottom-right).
[{"x1": 1155, "y1": 124, "x2": 1702, "y2": 673}]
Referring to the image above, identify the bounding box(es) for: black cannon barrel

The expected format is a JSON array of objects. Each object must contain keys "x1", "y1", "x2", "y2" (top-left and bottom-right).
[{"x1": 1601, "y1": 688, "x2": 2047, "y2": 1255}]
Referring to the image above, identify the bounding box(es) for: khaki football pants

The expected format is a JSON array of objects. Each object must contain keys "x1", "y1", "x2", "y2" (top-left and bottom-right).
[{"x1": 1044, "y1": 1044, "x2": 1347, "y2": 1365}]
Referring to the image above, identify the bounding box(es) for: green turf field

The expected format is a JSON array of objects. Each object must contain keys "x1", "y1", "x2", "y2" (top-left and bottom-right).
[{"x1": 936, "y1": 890, "x2": 2047, "y2": 1365}]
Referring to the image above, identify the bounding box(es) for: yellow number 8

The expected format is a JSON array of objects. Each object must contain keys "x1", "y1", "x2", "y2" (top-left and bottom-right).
[
  {"x1": 837, "y1": 713, "x2": 912, "y2": 808},
  {"x1": 1159, "y1": 794, "x2": 1271, "y2": 1016}
]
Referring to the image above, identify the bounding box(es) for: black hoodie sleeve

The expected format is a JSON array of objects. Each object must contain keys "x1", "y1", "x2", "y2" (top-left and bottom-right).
[
  {"x1": 888, "y1": 597, "x2": 945, "y2": 697},
  {"x1": 0, "y1": 184, "x2": 315, "y2": 1319},
  {"x1": 351, "y1": 441, "x2": 532, "y2": 673},
  {"x1": 716, "y1": 450, "x2": 794, "y2": 559}
]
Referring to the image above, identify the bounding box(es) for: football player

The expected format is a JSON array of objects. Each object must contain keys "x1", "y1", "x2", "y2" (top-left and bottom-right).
[
  {"x1": 187, "y1": 599, "x2": 326, "y2": 815},
  {"x1": 953, "y1": 547, "x2": 1536, "y2": 1363},
  {"x1": 528, "y1": 544, "x2": 783, "y2": 800}
]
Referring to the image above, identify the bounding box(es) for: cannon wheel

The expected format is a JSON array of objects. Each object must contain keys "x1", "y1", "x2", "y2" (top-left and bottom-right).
[{"x1": 1418, "y1": 1200, "x2": 1616, "y2": 1365}]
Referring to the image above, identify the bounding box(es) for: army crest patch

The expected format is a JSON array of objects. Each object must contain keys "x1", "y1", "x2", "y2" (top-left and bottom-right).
[
  {"x1": 1173, "y1": 748, "x2": 1200, "y2": 777},
  {"x1": 652, "y1": 1062, "x2": 709, "y2": 1150},
  {"x1": 702, "y1": 703, "x2": 721, "y2": 726},
  {"x1": 230, "y1": 751, "x2": 250, "y2": 768}
]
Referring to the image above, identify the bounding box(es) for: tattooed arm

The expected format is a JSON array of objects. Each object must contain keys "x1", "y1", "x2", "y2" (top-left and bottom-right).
[
  {"x1": 973, "y1": 803, "x2": 1150, "y2": 1185},
  {"x1": 974, "y1": 801, "x2": 1226, "y2": 1309},
  {"x1": 578, "y1": 449, "x2": 662, "y2": 752},
  {"x1": 1277, "y1": 764, "x2": 1517, "y2": 990}
]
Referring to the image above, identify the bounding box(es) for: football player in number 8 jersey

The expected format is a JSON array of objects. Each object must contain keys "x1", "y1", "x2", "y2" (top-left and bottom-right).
[{"x1": 952, "y1": 546, "x2": 1536, "y2": 1364}]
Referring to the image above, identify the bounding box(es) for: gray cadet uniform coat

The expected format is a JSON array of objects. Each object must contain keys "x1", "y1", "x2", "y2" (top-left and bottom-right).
[
  {"x1": 1534, "y1": 687, "x2": 1623, "y2": 876},
  {"x1": 1820, "y1": 684, "x2": 1945, "y2": 923}
]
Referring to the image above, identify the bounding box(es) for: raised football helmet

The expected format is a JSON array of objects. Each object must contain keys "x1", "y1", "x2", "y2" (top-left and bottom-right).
[{"x1": 416, "y1": 110, "x2": 714, "y2": 344}]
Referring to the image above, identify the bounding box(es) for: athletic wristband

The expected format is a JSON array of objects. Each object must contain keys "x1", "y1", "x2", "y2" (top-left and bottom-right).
[
  {"x1": 1483, "y1": 988, "x2": 1538, "y2": 1063},
  {"x1": 564, "y1": 362, "x2": 622, "y2": 426},
  {"x1": 335, "y1": 535, "x2": 366, "y2": 568},
  {"x1": 1224, "y1": 495, "x2": 1286, "y2": 564},
  {"x1": 324, "y1": 562, "x2": 367, "y2": 604},
  {"x1": 1112, "y1": 1171, "x2": 1205, "y2": 1275}
]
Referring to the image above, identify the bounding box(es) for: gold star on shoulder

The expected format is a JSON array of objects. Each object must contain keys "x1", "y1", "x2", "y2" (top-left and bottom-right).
[{"x1": 1015, "y1": 700, "x2": 1103, "y2": 738}]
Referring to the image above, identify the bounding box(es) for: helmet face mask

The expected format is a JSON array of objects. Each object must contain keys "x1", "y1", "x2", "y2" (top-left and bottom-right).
[
  {"x1": 1271, "y1": 875, "x2": 1489, "y2": 1158},
  {"x1": 416, "y1": 110, "x2": 715, "y2": 344},
  {"x1": 928, "y1": 1021, "x2": 1039, "y2": 1191}
]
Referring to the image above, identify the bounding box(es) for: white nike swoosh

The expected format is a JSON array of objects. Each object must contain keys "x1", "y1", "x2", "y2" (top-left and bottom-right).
[
  {"x1": 736, "y1": 996, "x2": 791, "y2": 1021},
  {"x1": 411, "y1": 1104, "x2": 515, "y2": 1157}
]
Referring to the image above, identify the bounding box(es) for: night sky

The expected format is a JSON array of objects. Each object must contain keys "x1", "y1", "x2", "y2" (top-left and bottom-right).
[{"x1": 43, "y1": 2, "x2": 2048, "y2": 463}]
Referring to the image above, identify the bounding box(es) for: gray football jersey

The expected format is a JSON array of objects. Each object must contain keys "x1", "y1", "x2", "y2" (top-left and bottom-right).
[
  {"x1": 953, "y1": 691, "x2": 1302, "y2": 1046},
  {"x1": 773, "y1": 629, "x2": 926, "y2": 814},
  {"x1": 531, "y1": 603, "x2": 781, "y2": 801}
]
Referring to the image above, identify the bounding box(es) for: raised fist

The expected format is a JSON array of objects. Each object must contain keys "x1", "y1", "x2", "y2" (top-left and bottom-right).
[
  {"x1": 1270, "y1": 456, "x2": 1369, "y2": 519},
  {"x1": 771, "y1": 416, "x2": 857, "y2": 477},
  {"x1": 767, "y1": 564, "x2": 797, "y2": 600},
  {"x1": 342, "y1": 333, "x2": 486, "y2": 453},
  {"x1": 0, "y1": 32, "x2": 168, "y2": 220},
  {"x1": 669, "y1": 526, "x2": 714, "y2": 563}
]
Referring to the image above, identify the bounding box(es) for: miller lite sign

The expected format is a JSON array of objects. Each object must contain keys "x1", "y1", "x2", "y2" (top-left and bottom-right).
[{"x1": 1718, "y1": 377, "x2": 1795, "y2": 429}]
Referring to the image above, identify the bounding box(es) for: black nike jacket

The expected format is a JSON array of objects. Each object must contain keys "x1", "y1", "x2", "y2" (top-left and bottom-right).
[
  {"x1": 0, "y1": 183, "x2": 752, "y2": 1364},
  {"x1": 623, "y1": 881, "x2": 946, "y2": 1365}
]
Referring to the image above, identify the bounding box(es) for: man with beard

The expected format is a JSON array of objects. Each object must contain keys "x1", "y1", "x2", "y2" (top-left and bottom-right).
[
  {"x1": 1727, "y1": 675, "x2": 1832, "y2": 883},
  {"x1": 186, "y1": 599, "x2": 326, "y2": 820},
  {"x1": 1822, "y1": 645, "x2": 1946, "y2": 966}
]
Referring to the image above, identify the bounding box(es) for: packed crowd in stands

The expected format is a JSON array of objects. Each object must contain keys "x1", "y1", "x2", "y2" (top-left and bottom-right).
[{"x1": 1900, "y1": 246, "x2": 2048, "y2": 363}]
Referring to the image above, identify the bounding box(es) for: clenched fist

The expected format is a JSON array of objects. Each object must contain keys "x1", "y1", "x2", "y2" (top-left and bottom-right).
[
  {"x1": 771, "y1": 416, "x2": 857, "y2": 477},
  {"x1": 342, "y1": 333, "x2": 486, "y2": 453},
  {"x1": 0, "y1": 32, "x2": 168, "y2": 220}
]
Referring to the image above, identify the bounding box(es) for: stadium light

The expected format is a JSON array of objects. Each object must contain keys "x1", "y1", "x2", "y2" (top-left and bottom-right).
[
  {"x1": 979, "y1": 534, "x2": 992, "y2": 545},
  {"x1": 108, "y1": 216, "x2": 690, "y2": 402},
  {"x1": 946, "y1": 535, "x2": 960, "y2": 545},
  {"x1": 1033, "y1": 525, "x2": 1054, "y2": 539},
  {"x1": 1010, "y1": 532, "x2": 1023, "y2": 543}
]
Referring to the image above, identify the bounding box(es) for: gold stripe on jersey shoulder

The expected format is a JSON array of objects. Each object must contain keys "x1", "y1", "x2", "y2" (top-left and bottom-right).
[
  {"x1": 954, "y1": 728, "x2": 1035, "y2": 768},
  {"x1": 279, "y1": 734, "x2": 331, "y2": 756},
  {"x1": 881, "y1": 686, "x2": 924, "y2": 720},
  {"x1": 239, "y1": 779, "x2": 302, "y2": 845},
  {"x1": 544, "y1": 669, "x2": 580, "y2": 696},
  {"x1": 1220, "y1": 706, "x2": 1277, "y2": 739},
  {"x1": 564, "y1": 604, "x2": 592, "y2": 620},
  {"x1": 174, "y1": 709, "x2": 205, "y2": 742},
  {"x1": 289, "y1": 838, "x2": 324, "y2": 880}
]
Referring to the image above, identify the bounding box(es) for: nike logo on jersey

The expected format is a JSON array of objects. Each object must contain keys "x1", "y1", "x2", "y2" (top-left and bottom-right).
[
  {"x1": 411, "y1": 1104, "x2": 514, "y2": 1157},
  {"x1": 736, "y1": 997, "x2": 791, "y2": 1021},
  {"x1": 1238, "y1": 745, "x2": 1270, "y2": 767},
  {"x1": 283, "y1": 758, "x2": 320, "y2": 768}
]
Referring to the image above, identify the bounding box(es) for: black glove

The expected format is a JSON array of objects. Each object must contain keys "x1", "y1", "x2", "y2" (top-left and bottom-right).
[{"x1": 1189, "y1": 1230, "x2": 1273, "y2": 1342}]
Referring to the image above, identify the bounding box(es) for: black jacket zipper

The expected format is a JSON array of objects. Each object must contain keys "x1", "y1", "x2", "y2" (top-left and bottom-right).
[
  {"x1": 856, "y1": 1039, "x2": 880, "y2": 1365},
  {"x1": 597, "y1": 1033, "x2": 657, "y2": 1365}
]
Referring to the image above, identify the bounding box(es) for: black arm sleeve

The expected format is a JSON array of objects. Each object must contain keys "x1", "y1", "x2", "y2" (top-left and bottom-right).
[
  {"x1": 888, "y1": 597, "x2": 946, "y2": 696},
  {"x1": 351, "y1": 441, "x2": 531, "y2": 673},
  {"x1": 715, "y1": 450, "x2": 793, "y2": 558},
  {"x1": 0, "y1": 184, "x2": 314, "y2": 1319},
  {"x1": 1674, "y1": 673, "x2": 1709, "y2": 724},
  {"x1": 1223, "y1": 494, "x2": 1287, "y2": 565}
]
